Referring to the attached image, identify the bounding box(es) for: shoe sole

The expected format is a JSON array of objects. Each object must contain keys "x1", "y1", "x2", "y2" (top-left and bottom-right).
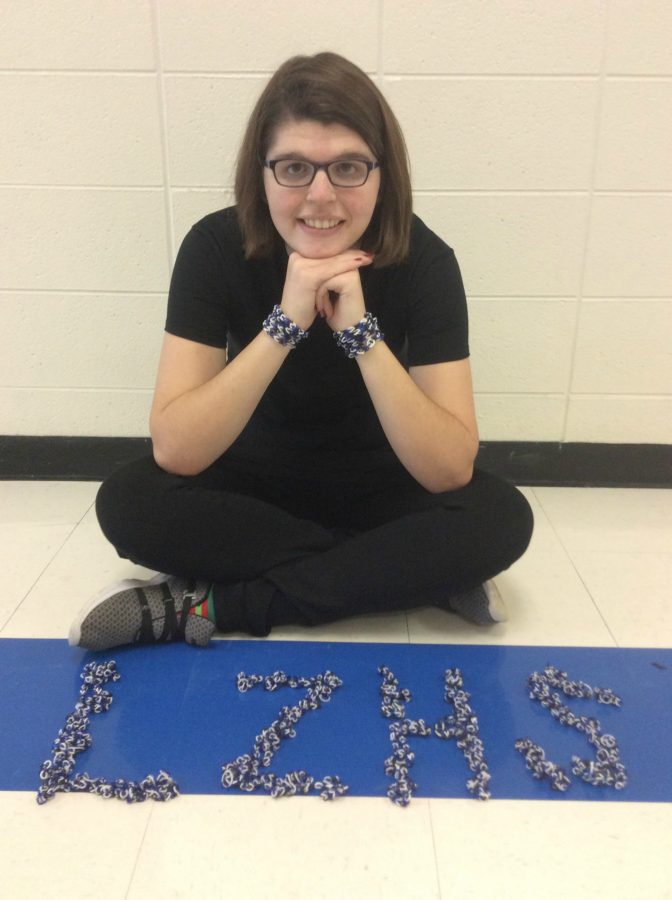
[
  {"x1": 67, "y1": 573, "x2": 170, "y2": 647},
  {"x1": 484, "y1": 579, "x2": 508, "y2": 623}
]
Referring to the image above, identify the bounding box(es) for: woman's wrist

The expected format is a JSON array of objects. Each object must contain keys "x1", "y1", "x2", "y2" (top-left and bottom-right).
[
  {"x1": 333, "y1": 312, "x2": 384, "y2": 358},
  {"x1": 262, "y1": 305, "x2": 310, "y2": 349}
]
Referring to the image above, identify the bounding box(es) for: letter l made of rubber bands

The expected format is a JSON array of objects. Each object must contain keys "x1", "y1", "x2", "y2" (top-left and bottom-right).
[{"x1": 37, "y1": 660, "x2": 178, "y2": 805}]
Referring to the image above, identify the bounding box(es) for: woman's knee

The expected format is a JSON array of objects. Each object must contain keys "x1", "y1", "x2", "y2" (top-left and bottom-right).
[
  {"x1": 457, "y1": 469, "x2": 534, "y2": 571},
  {"x1": 506, "y1": 482, "x2": 534, "y2": 561},
  {"x1": 95, "y1": 456, "x2": 167, "y2": 548}
]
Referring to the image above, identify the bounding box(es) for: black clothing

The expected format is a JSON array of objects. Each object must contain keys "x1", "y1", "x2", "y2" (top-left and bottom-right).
[
  {"x1": 97, "y1": 455, "x2": 533, "y2": 637},
  {"x1": 97, "y1": 207, "x2": 533, "y2": 634},
  {"x1": 165, "y1": 207, "x2": 469, "y2": 474}
]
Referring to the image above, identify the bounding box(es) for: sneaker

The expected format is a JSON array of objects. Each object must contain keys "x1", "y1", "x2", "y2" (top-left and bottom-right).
[
  {"x1": 446, "y1": 579, "x2": 508, "y2": 625},
  {"x1": 68, "y1": 574, "x2": 215, "y2": 651}
]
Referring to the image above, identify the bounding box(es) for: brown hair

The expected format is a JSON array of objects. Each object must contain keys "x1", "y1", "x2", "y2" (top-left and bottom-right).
[{"x1": 234, "y1": 52, "x2": 412, "y2": 267}]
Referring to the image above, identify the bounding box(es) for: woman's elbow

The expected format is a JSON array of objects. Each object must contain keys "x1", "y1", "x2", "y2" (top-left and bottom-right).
[
  {"x1": 151, "y1": 438, "x2": 204, "y2": 478},
  {"x1": 425, "y1": 461, "x2": 474, "y2": 494}
]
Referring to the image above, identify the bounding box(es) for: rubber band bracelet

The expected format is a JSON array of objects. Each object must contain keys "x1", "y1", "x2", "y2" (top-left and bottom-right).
[
  {"x1": 333, "y1": 312, "x2": 384, "y2": 358},
  {"x1": 262, "y1": 305, "x2": 309, "y2": 348}
]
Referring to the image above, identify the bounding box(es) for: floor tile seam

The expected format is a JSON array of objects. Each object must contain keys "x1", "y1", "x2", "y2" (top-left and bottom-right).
[
  {"x1": 551, "y1": 541, "x2": 672, "y2": 559},
  {"x1": 551, "y1": 550, "x2": 621, "y2": 647},
  {"x1": 80, "y1": 495, "x2": 98, "y2": 526},
  {"x1": 123, "y1": 803, "x2": 156, "y2": 900},
  {"x1": 0, "y1": 518, "x2": 84, "y2": 529},
  {"x1": 426, "y1": 800, "x2": 445, "y2": 900},
  {"x1": 529, "y1": 488, "x2": 621, "y2": 648},
  {"x1": 527, "y1": 486, "x2": 567, "y2": 550},
  {"x1": 0, "y1": 521, "x2": 80, "y2": 636},
  {"x1": 0, "y1": 482, "x2": 100, "y2": 527},
  {"x1": 529, "y1": 487, "x2": 672, "y2": 539},
  {"x1": 405, "y1": 611, "x2": 412, "y2": 644},
  {"x1": 0, "y1": 517, "x2": 90, "y2": 527},
  {"x1": 567, "y1": 548, "x2": 672, "y2": 560}
]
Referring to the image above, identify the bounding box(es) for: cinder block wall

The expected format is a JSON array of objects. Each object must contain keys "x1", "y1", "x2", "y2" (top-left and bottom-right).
[{"x1": 1, "y1": 1, "x2": 670, "y2": 442}]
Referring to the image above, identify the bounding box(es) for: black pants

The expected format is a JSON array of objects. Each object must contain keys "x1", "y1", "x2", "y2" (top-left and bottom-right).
[{"x1": 96, "y1": 453, "x2": 533, "y2": 636}]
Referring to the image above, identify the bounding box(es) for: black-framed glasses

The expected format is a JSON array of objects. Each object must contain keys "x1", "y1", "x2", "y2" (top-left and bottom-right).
[{"x1": 264, "y1": 157, "x2": 380, "y2": 188}]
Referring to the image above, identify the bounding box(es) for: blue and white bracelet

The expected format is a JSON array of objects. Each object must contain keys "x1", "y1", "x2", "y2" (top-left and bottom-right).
[
  {"x1": 262, "y1": 305, "x2": 309, "y2": 349},
  {"x1": 333, "y1": 312, "x2": 384, "y2": 358}
]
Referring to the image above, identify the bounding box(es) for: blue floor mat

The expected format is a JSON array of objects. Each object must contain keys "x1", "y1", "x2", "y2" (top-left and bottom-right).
[{"x1": 2, "y1": 638, "x2": 670, "y2": 802}]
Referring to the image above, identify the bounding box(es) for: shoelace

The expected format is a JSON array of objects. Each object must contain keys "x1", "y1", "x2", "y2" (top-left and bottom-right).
[{"x1": 135, "y1": 582, "x2": 192, "y2": 643}]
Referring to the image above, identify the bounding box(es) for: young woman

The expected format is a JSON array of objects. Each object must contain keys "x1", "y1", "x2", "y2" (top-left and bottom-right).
[{"x1": 69, "y1": 52, "x2": 533, "y2": 651}]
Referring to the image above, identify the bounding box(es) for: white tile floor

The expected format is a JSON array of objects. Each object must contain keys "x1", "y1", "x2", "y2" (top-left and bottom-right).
[{"x1": 1, "y1": 481, "x2": 671, "y2": 899}]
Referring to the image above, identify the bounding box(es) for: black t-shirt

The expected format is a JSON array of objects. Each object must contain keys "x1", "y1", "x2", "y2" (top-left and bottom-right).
[{"x1": 165, "y1": 206, "x2": 469, "y2": 470}]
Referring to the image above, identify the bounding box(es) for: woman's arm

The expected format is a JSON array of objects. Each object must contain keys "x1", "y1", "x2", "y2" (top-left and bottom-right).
[
  {"x1": 150, "y1": 331, "x2": 291, "y2": 476},
  {"x1": 356, "y1": 346, "x2": 479, "y2": 492},
  {"x1": 316, "y1": 252, "x2": 478, "y2": 493},
  {"x1": 151, "y1": 249, "x2": 374, "y2": 477}
]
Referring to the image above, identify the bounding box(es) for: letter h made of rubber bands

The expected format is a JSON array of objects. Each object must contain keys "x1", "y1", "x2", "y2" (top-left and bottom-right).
[{"x1": 379, "y1": 665, "x2": 492, "y2": 806}]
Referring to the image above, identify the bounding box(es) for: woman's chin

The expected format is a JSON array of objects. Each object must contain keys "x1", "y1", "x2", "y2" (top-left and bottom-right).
[
  {"x1": 286, "y1": 237, "x2": 358, "y2": 260},
  {"x1": 282, "y1": 223, "x2": 360, "y2": 259}
]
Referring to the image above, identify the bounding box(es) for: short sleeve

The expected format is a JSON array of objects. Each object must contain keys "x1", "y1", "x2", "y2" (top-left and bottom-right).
[
  {"x1": 165, "y1": 224, "x2": 229, "y2": 349},
  {"x1": 405, "y1": 232, "x2": 469, "y2": 367}
]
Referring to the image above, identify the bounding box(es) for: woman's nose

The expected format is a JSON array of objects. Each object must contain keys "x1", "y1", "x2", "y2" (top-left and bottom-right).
[{"x1": 306, "y1": 169, "x2": 337, "y2": 202}]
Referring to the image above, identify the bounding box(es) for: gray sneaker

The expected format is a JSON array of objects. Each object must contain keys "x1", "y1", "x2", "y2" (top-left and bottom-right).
[
  {"x1": 68, "y1": 574, "x2": 215, "y2": 651},
  {"x1": 446, "y1": 579, "x2": 508, "y2": 625}
]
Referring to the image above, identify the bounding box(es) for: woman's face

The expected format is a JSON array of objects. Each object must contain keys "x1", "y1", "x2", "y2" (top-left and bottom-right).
[{"x1": 262, "y1": 119, "x2": 381, "y2": 259}]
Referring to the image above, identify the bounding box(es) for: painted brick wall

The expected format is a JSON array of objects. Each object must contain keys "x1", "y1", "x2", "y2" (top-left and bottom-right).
[{"x1": 1, "y1": 0, "x2": 670, "y2": 441}]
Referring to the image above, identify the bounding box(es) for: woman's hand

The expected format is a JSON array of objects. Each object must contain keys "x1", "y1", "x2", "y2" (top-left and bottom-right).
[
  {"x1": 316, "y1": 256, "x2": 374, "y2": 332},
  {"x1": 280, "y1": 249, "x2": 373, "y2": 332}
]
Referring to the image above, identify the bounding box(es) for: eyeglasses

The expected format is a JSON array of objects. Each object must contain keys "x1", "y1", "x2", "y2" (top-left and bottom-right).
[{"x1": 264, "y1": 157, "x2": 380, "y2": 188}]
